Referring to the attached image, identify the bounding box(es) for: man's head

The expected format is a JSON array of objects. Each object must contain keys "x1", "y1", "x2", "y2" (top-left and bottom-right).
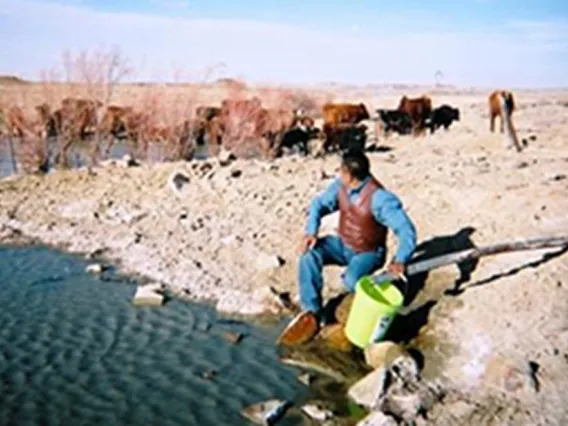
[{"x1": 339, "y1": 150, "x2": 370, "y2": 187}]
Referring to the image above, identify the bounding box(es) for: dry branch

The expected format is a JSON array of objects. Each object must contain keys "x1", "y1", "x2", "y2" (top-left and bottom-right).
[{"x1": 374, "y1": 236, "x2": 568, "y2": 283}]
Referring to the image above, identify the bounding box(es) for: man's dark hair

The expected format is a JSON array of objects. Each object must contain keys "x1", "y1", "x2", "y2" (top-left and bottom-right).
[{"x1": 341, "y1": 150, "x2": 370, "y2": 181}]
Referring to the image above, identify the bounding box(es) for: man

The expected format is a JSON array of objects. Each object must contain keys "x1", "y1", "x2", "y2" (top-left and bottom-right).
[{"x1": 278, "y1": 150, "x2": 417, "y2": 345}]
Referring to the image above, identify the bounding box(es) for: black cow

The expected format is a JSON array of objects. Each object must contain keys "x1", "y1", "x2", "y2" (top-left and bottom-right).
[
  {"x1": 376, "y1": 109, "x2": 413, "y2": 136},
  {"x1": 428, "y1": 105, "x2": 460, "y2": 134},
  {"x1": 273, "y1": 123, "x2": 320, "y2": 157},
  {"x1": 323, "y1": 123, "x2": 367, "y2": 153}
]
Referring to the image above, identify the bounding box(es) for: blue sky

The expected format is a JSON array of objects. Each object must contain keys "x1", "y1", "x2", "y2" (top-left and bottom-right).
[{"x1": 1, "y1": 0, "x2": 567, "y2": 87}]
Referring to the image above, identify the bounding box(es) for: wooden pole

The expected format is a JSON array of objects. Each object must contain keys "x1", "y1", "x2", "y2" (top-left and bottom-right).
[{"x1": 374, "y1": 236, "x2": 568, "y2": 283}]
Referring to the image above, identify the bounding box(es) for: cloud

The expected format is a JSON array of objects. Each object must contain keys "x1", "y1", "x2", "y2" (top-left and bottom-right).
[{"x1": 0, "y1": 0, "x2": 567, "y2": 87}]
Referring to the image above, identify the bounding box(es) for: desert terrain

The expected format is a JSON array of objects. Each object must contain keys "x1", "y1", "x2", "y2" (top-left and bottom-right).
[{"x1": 1, "y1": 80, "x2": 568, "y2": 424}]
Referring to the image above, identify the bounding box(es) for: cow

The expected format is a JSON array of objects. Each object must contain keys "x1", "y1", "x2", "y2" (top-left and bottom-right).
[
  {"x1": 428, "y1": 105, "x2": 460, "y2": 134},
  {"x1": 322, "y1": 123, "x2": 367, "y2": 154},
  {"x1": 322, "y1": 103, "x2": 370, "y2": 126},
  {"x1": 57, "y1": 97, "x2": 103, "y2": 141},
  {"x1": 397, "y1": 95, "x2": 432, "y2": 136},
  {"x1": 376, "y1": 109, "x2": 413, "y2": 136},
  {"x1": 195, "y1": 106, "x2": 221, "y2": 122},
  {"x1": 489, "y1": 90, "x2": 515, "y2": 133},
  {"x1": 193, "y1": 105, "x2": 222, "y2": 148}
]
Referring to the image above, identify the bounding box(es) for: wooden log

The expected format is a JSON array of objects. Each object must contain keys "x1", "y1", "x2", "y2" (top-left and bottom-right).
[{"x1": 374, "y1": 236, "x2": 568, "y2": 283}]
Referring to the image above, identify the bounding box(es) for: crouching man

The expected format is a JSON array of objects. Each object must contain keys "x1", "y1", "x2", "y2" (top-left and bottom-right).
[{"x1": 278, "y1": 150, "x2": 417, "y2": 345}]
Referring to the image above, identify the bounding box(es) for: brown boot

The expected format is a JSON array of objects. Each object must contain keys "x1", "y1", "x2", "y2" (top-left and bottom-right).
[{"x1": 276, "y1": 311, "x2": 319, "y2": 346}]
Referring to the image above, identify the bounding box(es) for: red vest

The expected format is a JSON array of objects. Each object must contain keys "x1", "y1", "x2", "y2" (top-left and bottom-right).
[{"x1": 338, "y1": 177, "x2": 387, "y2": 253}]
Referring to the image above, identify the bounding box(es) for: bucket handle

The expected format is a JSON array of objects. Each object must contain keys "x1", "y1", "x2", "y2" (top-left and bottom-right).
[{"x1": 372, "y1": 270, "x2": 409, "y2": 299}]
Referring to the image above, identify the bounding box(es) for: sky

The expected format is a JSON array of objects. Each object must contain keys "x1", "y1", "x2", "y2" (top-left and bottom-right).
[{"x1": 0, "y1": 0, "x2": 567, "y2": 87}]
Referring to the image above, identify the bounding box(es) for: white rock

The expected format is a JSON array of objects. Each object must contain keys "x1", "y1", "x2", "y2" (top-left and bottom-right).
[
  {"x1": 364, "y1": 342, "x2": 406, "y2": 369},
  {"x1": 384, "y1": 393, "x2": 422, "y2": 423},
  {"x1": 168, "y1": 171, "x2": 191, "y2": 194},
  {"x1": 86, "y1": 264, "x2": 104, "y2": 274},
  {"x1": 348, "y1": 368, "x2": 388, "y2": 408},
  {"x1": 356, "y1": 411, "x2": 398, "y2": 426},
  {"x1": 255, "y1": 252, "x2": 284, "y2": 271},
  {"x1": 119, "y1": 154, "x2": 139, "y2": 167},
  {"x1": 132, "y1": 285, "x2": 164, "y2": 307},
  {"x1": 301, "y1": 404, "x2": 334, "y2": 422}
]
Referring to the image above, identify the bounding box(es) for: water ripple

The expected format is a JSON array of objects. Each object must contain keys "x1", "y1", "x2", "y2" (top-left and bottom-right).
[{"x1": 0, "y1": 245, "x2": 307, "y2": 426}]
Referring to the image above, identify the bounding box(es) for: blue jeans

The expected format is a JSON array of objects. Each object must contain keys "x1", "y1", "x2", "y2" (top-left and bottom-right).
[{"x1": 298, "y1": 236, "x2": 385, "y2": 314}]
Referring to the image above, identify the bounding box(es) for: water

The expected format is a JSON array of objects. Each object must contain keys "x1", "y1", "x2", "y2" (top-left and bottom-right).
[
  {"x1": 0, "y1": 245, "x2": 310, "y2": 426},
  {"x1": 0, "y1": 138, "x2": 210, "y2": 178}
]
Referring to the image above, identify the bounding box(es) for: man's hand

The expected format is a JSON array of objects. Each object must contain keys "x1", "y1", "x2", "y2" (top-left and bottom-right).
[
  {"x1": 299, "y1": 235, "x2": 318, "y2": 254},
  {"x1": 387, "y1": 262, "x2": 406, "y2": 279}
]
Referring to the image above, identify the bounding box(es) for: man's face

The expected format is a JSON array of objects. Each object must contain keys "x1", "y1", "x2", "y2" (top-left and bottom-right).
[{"x1": 339, "y1": 165, "x2": 353, "y2": 187}]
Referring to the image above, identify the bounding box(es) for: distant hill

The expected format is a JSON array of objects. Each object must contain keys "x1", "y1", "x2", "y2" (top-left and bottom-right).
[{"x1": 0, "y1": 75, "x2": 29, "y2": 85}]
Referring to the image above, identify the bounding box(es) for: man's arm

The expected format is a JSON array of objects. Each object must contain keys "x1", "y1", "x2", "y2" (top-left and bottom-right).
[
  {"x1": 305, "y1": 178, "x2": 341, "y2": 236},
  {"x1": 372, "y1": 190, "x2": 417, "y2": 265}
]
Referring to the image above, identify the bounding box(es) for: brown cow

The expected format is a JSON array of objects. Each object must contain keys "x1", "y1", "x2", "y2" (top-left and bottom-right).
[
  {"x1": 489, "y1": 90, "x2": 515, "y2": 133},
  {"x1": 397, "y1": 95, "x2": 432, "y2": 136},
  {"x1": 59, "y1": 97, "x2": 103, "y2": 139},
  {"x1": 255, "y1": 108, "x2": 298, "y2": 157},
  {"x1": 322, "y1": 103, "x2": 370, "y2": 126}
]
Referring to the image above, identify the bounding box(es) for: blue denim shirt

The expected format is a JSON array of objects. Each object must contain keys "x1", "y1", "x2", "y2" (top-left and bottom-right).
[{"x1": 305, "y1": 177, "x2": 417, "y2": 264}]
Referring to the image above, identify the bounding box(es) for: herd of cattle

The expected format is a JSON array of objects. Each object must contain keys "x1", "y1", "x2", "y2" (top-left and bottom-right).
[{"x1": 0, "y1": 89, "x2": 515, "y2": 162}]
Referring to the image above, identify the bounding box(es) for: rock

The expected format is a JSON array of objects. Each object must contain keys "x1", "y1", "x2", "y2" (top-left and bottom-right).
[
  {"x1": 335, "y1": 293, "x2": 355, "y2": 324},
  {"x1": 268, "y1": 287, "x2": 296, "y2": 312},
  {"x1": 230, "y1": 169, "x2": 242, "y2": 178},
  {"x1": 195, "y1": 322, "x2": 211, "y2": 333},
  {"x1": 86, "y1": 263, "x2": 105, "y2": 274},
  {"x1": 364, "y1": 342, "x2": 406, "y2": 369},
  {"x1": 132, "y1": 285, "x2": 164, "y2": 307},
  {"x1": 255, "y1": 253, "x2": 285, "y2": 271},
  {"x1": 241, "y1": 400, "x2": 291, "y2": 425},
  {"x1": 482, "y1": 355, "x2": 538, "y2": 394},
  {"x1": 297, "y1": 373, "x2": 315, "y2": 386},
  {"x1": 389, "y1": 352, "x2": 420, "y2": 385},
  {"x1": 85, "y1": 248, "x2": 106, "y2": 260},
  {"x1": 301, "y1": 403, "x2": 334, "y2": 422},
  {"x1": 318, "y1": 324, "x2": 353, "y2": 353},
  {"x1": 168, "y1": 171, "x2": 190, "y2": 193},
  {"x1": 356, "y1": 411, "x2": 397, "y2": 426},
  {"x1": 223, "y1": 331, "x2": 243, "y2": 345},
  {"x1": 119, "y1": 154, "x2": 139, "y2": 167},
  {"x1": 348, "y1": 368, "x2": 388, "y2": 408},
  {"x1": 383, "y1": 393, "x2": 422, "y2": 423},
  {"x1": 516, "y1": 161, "x2": 529, "y2": 169},
  {"x1": 219, "y1": 149, "x2": 237, "y2": 166},
  {"x1": 200, "y1": 370, "x2": 217, "y2": 380}
]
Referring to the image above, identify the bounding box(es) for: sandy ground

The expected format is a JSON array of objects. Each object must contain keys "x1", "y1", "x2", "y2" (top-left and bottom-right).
[{"x1": 1, "y1": 87, "x2": 568, "y2": 424}]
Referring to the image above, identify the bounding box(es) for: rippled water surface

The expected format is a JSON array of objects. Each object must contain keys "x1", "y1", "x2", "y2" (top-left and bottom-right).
[{"x1": 0, "y1": 245, "x2": 309, "y2": 426}]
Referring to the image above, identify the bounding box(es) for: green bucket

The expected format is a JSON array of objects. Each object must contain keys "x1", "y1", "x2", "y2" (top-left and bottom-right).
[{"x1": 344, "y1": 276, "x2": 404, "y2": 348}]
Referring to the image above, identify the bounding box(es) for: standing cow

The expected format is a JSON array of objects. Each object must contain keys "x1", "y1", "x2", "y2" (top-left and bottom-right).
[
  {"x1": 397, "y1": 96, "x2": 432, "y2": 136},
  {"x1": 428, "y1": 105, "x2": 460, "y2": 134},
  {"x1": 489, "y1": 90, "x2": 515, "y2": 133}
]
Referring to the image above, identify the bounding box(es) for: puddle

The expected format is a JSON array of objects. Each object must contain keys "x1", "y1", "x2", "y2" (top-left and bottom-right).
[{"x1": 0, "y1": 245, "x2": 314, "y2": 426}]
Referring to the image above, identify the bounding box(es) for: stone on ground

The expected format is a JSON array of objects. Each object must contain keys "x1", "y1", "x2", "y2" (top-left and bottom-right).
[
  {"x1": 335, "y1": 293, "x2": 355, "y2": 325},
  {"x1": 364, "y1": 342, "x2": 407, "y2": 369},
  {"x1": 318, "y1": 324, "x2": 353, "y2": 353},
  {"x1": 356, "y1": 411, "x2": 397, "y2": 426},
  {"x1": 348, "y1": 368, "x2": 388, "y2": 408},
  {"x1": 132, "y1": 285, "x2": 164, "y2": 307},
  {"x1": 255, "y1": 252, "x2": 284, "y2": 271},
  {"x1": 168, "y1": 171, "x2": 190, "y2": 194},
  {"x1": 86, "y1": 263, "x2": 104, "y2": 274},
  {"x1": 301, "y1": 403, "x2": 334, "y2": 422}
]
